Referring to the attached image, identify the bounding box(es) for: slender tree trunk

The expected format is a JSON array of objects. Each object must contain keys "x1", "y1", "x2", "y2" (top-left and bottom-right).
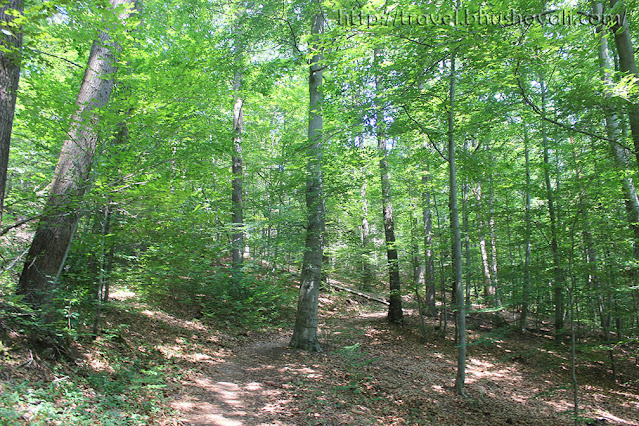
[
  {"x1": 540, "y1": 77, "x2": 565, "y2": 333},
  {"x1": 488, "y1": 172, "x2": 500, "y2": 306},
  {"x1": 521, "y1": 125, "x2": 532, "y2": 331},
  {"x1": 92, "y1": 201, "x2": 111, "y2": 336},
  {"x1": 461, "y1": 141, "x2": 472, "y2": 303},
  {"x1": 477, "y1": 181, "x2": 495, "y2": 302},
  {"x1": 231, "y1": 71, "x2": 244, "y2": 269},
  {"x1": 17, "y1": 0, "x2": 137, "y2": 308},
  {"x1": 423, "y1": 171, "x2": 436, "y2": 317},
  {"x1": 289, "y1": 12, "x2": 325, "y2": 352},
  {"x1": 433, "y1": 190, "x2": 448, "y2": 334},
  {"x1": 0, "y1": 0, "x2": 24, "y2": 228},
  {"x1": 411, "y1": 209, "x2": 424, "y2": 292},
  {"x1": 448, "y1": 50, "x2": 466, "y2": 396},
  {"x1": 360, "y1": 177, "x2": 373, "y2": 290},
  {"x1": 374, "y1": 49, "x2": 403, "y2": 323}
]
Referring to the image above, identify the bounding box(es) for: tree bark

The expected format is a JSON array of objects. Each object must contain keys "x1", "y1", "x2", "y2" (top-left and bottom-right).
[
  {"x1": 449, "y1": 50, "x2": 466, "y2": 396},
  {"x1": 360, "y1": 178, "x2": 373, "y2": 290},
  {"x1": 521, "y1": 125, "x2": 532, "y2": 331},
  {"x1": 540, "y1": 77, "x2": 565, "y2": 333},
  {"x1": 289, "y1": 12, "x2": 325, "y2": 352},
  {"x1": 595, "y1": 1, "x2": 639, "y2": 257},
  {"x1": 488, "y1": 172, "x2": 500, "y2": 306},
  {"x1": 422, "y1": 171, "x2": 436, "y2": 316},
  {"x1": 609, "y1": 0, "x2": 639, "y2": 170},
  {"x1": 462, "y1": 140, "x2": 472, "y2": 302},
  {"x1": 0, "y1": 0, "x2": 24, "y2": 228},
  {"x1": 17, "y1": 0, "x2": 137, "y2": 308},
  {"x1": 231, "y1": 71, "x2": 244, "y2": 269},
  {"x1": 594, "y1": 2, "x2": 635, "y2": 352},
  {"x1": 374, "y1": 48, "x2": 403, "y2": 323},
  {"x1": 477, "y1": 180, "x2": 495, "y2": 302}
]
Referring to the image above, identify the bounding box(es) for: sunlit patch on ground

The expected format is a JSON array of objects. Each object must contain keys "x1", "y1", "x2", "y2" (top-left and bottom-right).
[
  {"x1": 109, "y1": 288, "x2": 137, "y2": 300},
  {"x1": 593, "y1": 409, "x2": 638, "y2": 425},
  {"x1": 80, "y1": 290, "x2": 639, "y2": 426}
]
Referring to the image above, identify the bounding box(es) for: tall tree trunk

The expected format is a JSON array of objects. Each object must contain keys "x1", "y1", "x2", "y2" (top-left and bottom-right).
[
  {"x1": 0, "y1": 0, "x2": 24, "y2": 228},
  {"x1": 411, "y1": 208, "x2": 424, "y2": 292},
  {"x1": 360, "y1": 177, "x2": 373, "y2": 290},
  {"x1": 540, "y1": 77, "x2": 564, "y2": 333},
  {"x1": 595, "y1": 1, "x2": 639, "y2": 257},
  {"x1": 289, "y1": 12, "x2": 325, "y2": 352},
  {"x1": 449, "y1": 50, "x2": 466, "y2": 396},
  {"x1": 374, "y1": 49, "x2": 403, "y2": 323},
  {"x1": 462, "y1": 140, "x2": 472, "y2": 303},
  {"x1": 609, "y1": 0, "x2": 639, "y2": 170},
  {"x1": 477, "y1": 181, "x2": 495, "y2": 302},
  {"x1": 488, "y1": 172, "x2": 500, "y2": 306},
  {"x1": 92, "y1": 201, "x2": 111, "y2": 336},
  {"x1": 596, "y1": 4, "x2": 639, "y2": 363},
  {"x1": 521, "y1": 125, "x2": 532, "y2": 331},
  {"x1": 231, "y1": 71, "x2": 244, "y2": 269},
  {"x1": 16, "y1": 0, "x2": 137, "y2": 308},
  {"x1": 422, "y1": 170, "x2": 436, "y2": 317}
]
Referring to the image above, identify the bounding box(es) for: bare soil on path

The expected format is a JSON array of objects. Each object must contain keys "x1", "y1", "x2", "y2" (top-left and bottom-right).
[{"x1": 166, "y1": 295, "x2": 639, "y2": 426}]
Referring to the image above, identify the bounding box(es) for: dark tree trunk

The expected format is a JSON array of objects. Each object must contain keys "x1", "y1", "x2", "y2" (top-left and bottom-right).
[
  {"x1": 0, "y1": 0, "x2": 24, "y2": 228},
  {"x1": 461, "y1": 145, "x2": 472, "y2": 303},
  {"x1": 374, "y1": 49, "x2": 403, "y2": 323},
  {"x1": 540, "y1": 77, "x2": 564, "y2": 333},
  {"x1": 448, "y1": 50, "x2": 466, "y2": 396},
  {"x1": 289, "y1": 12, "x2": 325, "y2": 352},
  {"x1": 17, "y1": 0, "x2": 137, "y2": 309}
]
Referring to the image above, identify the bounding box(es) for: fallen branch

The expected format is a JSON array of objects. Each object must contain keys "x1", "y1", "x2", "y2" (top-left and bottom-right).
[{"x1": 326, "y1": 281, "x2": 390, "y2": 305}]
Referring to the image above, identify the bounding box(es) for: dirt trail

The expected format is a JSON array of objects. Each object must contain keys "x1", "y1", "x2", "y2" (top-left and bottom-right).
[
  {"x1": 167, "y1": 300, "x2": 639, "y2": 426},
  {"x1": 170, "y1": 332, "x2": 319, "y2": 425}
]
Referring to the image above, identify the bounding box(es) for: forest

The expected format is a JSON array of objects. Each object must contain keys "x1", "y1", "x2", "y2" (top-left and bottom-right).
[{"x1": 1, "y1": 0, "x2": 639, "y2": 424}]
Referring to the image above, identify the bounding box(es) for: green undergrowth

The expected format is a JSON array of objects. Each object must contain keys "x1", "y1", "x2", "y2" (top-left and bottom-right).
[
  {"x1": 0, "y1": 342, "x2": 178, "y2": 425},
  {"x1": 0, "y1": 296, "x2": 181, "y2": 424},
  {"x1": 0, "y1": 263, "x2": 297, "y2": 425},
  {"x1": 132, "y1": 264, "x2": 297, "y2": 330},
  {"x1": 0, "y1": 363, "x2": 172, "y2": 425}
]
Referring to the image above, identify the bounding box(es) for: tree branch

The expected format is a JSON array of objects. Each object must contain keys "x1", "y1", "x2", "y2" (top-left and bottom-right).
[
  {"x1": 1, "y1": 215, "x2": 40, "y2": 236},
  {"x1": 514, "y1": 64, "x2": 619, "y2": 144},
  {"x1": 26, "y1": 47, "x2": 83, "y2": 68},
  {"x1": 400, "y1": 105, "x2": 448, "y2": 162}
]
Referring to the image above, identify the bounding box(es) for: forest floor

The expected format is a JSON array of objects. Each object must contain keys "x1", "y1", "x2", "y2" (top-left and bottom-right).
[
  {"x1": 163, "y1": 292, "x2": 639, "y2": 425},
  {"x1": 2, "y1": 283, "x2": 639, "y2": 425}
]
